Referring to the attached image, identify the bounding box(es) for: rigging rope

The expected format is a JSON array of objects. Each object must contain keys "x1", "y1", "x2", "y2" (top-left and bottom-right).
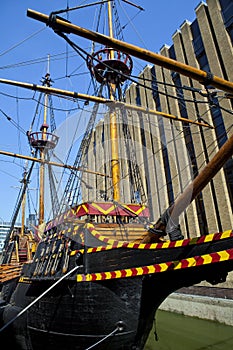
[
  {"x1": 118, "y1": 0, "x2": 144, "y2": 44},
  {"x1": 59, "y1": 84, "x2": 104, "y2": 211},
  {"x1": 49, "y1": 0, "x2": 112, "y2": 16},
  {"x1": 0, "y1": 108, "x2": 27, "y2": 135},
  {"x1": 121, "y1": 107, "x2": 147, "y2": 203},
  {"x1": 0, "y1": 28, "x2": 45, "y2": 57},
  {"x1": 0, "y1": 265, "x2": 80, "y2": 333},
  {"x1": 1, "y1": 154, "x2": 38, "y2": 262},
  {"x1": 47, "y1": 153, "x2": 60, "y2": 218},
  {"x1": 85, "y1": 324, "x2": 122, "y2": 350}
]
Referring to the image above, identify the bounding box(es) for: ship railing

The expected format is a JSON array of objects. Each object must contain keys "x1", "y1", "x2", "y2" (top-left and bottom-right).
[{"x1": 28, "y1": 131, "x2": 59, "y2": 150}]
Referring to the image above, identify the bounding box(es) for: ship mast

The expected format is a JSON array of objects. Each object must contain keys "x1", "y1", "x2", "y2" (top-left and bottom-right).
[
  {"x1": 39, "y1": 76, "x2": 48, "y2": 224},
  {"x1": 20, "y1": 168, "x2": 28, "y2": 235},
  {"x1": 39, "y1": 67, "x2": 50, "y2": 224},
  {"x1": 85, "y1": 0, "x2": 133, "y2": 202},
  {"x1": 107, "y1": 0, "x2": 120, "y2": 201},
  {"x1": 27, "y1": 60, "x2": 59, "y2": 225}
]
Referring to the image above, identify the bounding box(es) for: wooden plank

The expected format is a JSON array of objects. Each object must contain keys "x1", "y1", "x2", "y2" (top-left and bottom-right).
[{"x1": 0, "y1": 263, "x2": 23, "y2": 283}]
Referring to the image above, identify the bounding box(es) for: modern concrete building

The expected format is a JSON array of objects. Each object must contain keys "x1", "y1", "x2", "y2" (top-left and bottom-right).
[{"x1": 0, "y1": 221, "x2": 21, "y2": 252}]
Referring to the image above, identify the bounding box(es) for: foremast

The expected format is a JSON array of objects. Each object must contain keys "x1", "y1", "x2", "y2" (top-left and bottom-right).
[
  {"x1": 27, "y1": 72, "x2": 59, "y2": 225},
  {"x1": 39, "y1": 73, "x2": 49, "y2": 224}
]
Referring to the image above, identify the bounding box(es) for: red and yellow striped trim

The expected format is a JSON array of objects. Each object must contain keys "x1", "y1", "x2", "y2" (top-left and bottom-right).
[
  {"x1": 76, "y1": 248, "x2": 233, "y2": 282},
  {"x1": 83, "y1": 224, "x2": 233, "y2": 250},
  {"x1": 70, "y1": 228, "x2": 233, "y2": 255}
]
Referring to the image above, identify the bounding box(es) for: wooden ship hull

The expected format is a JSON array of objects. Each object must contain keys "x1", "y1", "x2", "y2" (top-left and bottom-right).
[{"x1": 1, "y1": 201, "x2": 233, "y2": 349}]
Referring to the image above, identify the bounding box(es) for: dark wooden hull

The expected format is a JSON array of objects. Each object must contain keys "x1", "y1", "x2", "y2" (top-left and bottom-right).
[
  {"x1": 1, "y1": 229, "x2": 233, "y2": 349},
  {"x1": 1, "y1": 276, "x2": 156, "y2": 349}
]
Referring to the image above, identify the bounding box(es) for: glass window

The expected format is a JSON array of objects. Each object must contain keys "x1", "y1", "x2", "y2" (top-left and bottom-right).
[{"x1": 219, "y1": 0, "x2": 233, "y2": 43}]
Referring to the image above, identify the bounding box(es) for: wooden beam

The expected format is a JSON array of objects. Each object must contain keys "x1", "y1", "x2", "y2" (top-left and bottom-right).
[{"x1": 27, "y1": 9, "x2": 233, "y2": 94}]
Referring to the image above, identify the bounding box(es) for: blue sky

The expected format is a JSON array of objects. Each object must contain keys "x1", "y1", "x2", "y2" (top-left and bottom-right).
[{"x1": 0, "y1": 0, "x2": 204, "y2": 222}]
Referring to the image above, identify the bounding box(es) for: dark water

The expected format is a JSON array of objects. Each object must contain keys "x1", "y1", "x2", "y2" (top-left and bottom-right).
[{"x1": 144, "y1": 310, "x2": 233, "y2": 349}]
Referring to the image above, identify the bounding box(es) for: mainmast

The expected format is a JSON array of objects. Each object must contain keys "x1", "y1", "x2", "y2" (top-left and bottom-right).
[
  {"x1": 107, "y1": 0, "x2": 120, "y2": 201},
  {"x1": 86, "y1": 0, "x2": 133, "y2": 201}
]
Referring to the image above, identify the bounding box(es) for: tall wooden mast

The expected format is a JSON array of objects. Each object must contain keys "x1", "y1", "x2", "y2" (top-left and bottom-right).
[
  {"x1": 27, "y1": 68, "x2": 59, "y2": 225},
  {"x1": 20, "y1": 168, "x2": 28, "y2": 235},
  {"x1": 85, "y1": 1, "x2": 133, "y2": 202},
  {"x1": 38, "y1": 75, "x2": 48, "y2": 224},
  {"x1": 107, "y1": 0, "x2": 120, "y2": 202}
]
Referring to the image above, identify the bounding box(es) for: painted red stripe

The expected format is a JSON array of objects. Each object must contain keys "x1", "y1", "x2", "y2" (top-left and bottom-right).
[
  {"x1": 142, "y1": 266, "x2": 150, "y2": 274},
  {"x1": 131, "y1": 268, "x2": 138, "y2": 276},
  {"x1": 210, "y1": 252, "x2": 221, "y2": 263},
  {"x1": 111, "y1": 271, "x2": 117, "y2": 279},
  {"x1": 91, "y1": 274, "x2": 97, "y2": 281},
  {"x1": 121, "y1": 270, "x2": 127, "y2": 278},
  {"x1": 144, "y1": 243, "x2": 152, "y2": 249},
  {"x1": 102, "y1": 272, "x2": 107, "y2": 280},
  {"x1": 195, "y1": 256, "x2": 205, "y2": 266},
  {"x1": 168, "y1": 241, "x2": 178, "y2": 248},
  {"x1": 227, "y1": 248, "x2": 233, "y2": 258},
  {"x1": 179, "y1": 259, "x2": 190, "y2": 268},
  {"x1": 132, "y1": 243, "x2": 140, "y2": 249},
  {"x1": 213, "y1": 232, "x2": 222, "y2": 241}
]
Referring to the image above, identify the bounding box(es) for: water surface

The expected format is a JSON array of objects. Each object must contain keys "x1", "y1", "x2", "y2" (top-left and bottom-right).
[{"x1": 145, "y1": 310, "x2": 233, "y2": 349}]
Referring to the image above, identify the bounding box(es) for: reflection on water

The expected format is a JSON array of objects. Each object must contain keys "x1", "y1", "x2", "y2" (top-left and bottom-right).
[{"x1": 145, "y1": 310, "x2": 233, "y2": 350}]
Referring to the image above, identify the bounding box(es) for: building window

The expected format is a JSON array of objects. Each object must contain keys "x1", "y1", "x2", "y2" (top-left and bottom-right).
[
  {"x1": 135, "y1": 84, "x2": 141, "y2": 106},
  {"x1": 151, "y1": 66, "x2": 161, "y2": 110},
  {"x1": 219, "y1": 0, "x2": 233, "y2": 44},
  {"x1": 151, "y1": 66, "x2": 174, "y2": 205}
]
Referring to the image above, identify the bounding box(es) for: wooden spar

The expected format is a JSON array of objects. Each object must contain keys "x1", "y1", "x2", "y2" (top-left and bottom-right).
[
  {"x1": 27, "y1": 8, "x2": 233, "y2": 95},
  {"x1": 0, "y1": 150, "x2": 109, "y2": 177},
  {"x1": 142, "y1": 132, "x2": 233, "y2": 242},
  {"x1": 118, "y1": 102, "x2": 213, "y2": 128},
  {"x1": 170, "y1": 132, "x2": 233, "y2": 219},
  {"x1": 0, "y1": 78, "x2": 109, "y2": 104},
  {"x1": 0, "y1": 78, "x2": 212, "y2": 128}
]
